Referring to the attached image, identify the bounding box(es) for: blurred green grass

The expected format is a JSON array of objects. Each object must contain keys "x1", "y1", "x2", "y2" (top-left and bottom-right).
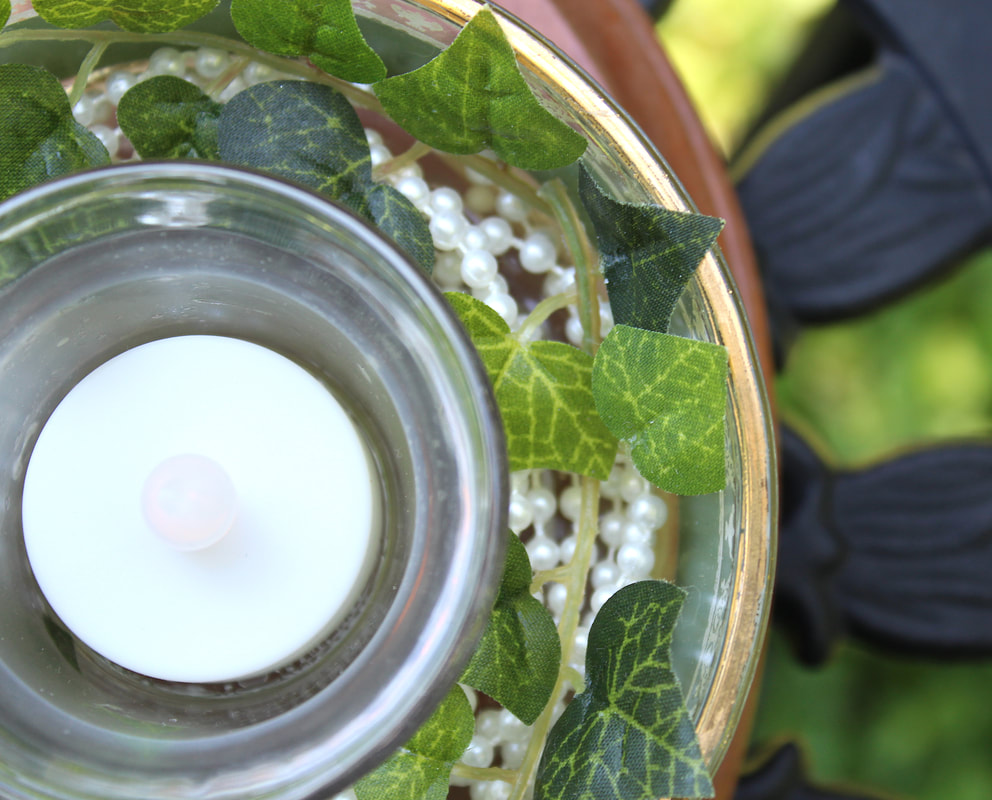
[{"x1": 657, "y1": 2, "x2": 992, "y2": 798}]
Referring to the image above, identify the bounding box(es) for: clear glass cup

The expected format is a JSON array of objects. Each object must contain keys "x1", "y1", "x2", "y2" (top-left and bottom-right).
[
  {"x1": 0, "y1": 0, "x2": 777, "y2": 795},
  {"x1": 0, "y1": 163, "x2": 508, "y2": 799}
]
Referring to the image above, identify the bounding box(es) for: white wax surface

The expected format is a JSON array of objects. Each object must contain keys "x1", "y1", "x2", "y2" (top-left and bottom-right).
[{"x1": 22, "y1": 335, "x2": 378, "y2": 684}]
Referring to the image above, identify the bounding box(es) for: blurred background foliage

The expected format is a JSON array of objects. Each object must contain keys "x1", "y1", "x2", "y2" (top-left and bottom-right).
[{"x1": 656, "y1": 1, "x2": 992, "y2": 798}]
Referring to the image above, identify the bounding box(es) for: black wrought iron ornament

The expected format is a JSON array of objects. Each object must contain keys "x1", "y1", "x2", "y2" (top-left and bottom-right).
[
  {"x1": 734, "y1": 743, "x2": 888, "y2": 800},
  {"x1": 736, "y1": 0, "x2": 992, "y2": 335}
]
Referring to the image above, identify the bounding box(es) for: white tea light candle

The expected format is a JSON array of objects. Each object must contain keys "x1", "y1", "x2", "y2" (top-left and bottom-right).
[{"x1": 22, "y1": 335, "x2": 379, "y2": 684}]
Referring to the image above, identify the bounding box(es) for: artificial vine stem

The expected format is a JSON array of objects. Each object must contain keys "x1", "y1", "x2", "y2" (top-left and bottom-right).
[
  {"x1": 508, "y1": 475, "x2": 601, "y2": 800},
  {"x1": 515, "y1": 289, "x2": 577, "y2": 342},
  {"x1": 67, "y1": 40, "x2": 109, "y2": 107},
  {"x1": 540, "y1": 178, "x2": 602, "y2": 355},
  {"x1": 372, "y1": 141, "x2": 432, "y2": 180}
]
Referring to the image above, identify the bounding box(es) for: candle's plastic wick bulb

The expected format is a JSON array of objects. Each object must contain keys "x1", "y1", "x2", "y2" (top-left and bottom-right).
[{"x1": 141, "y1": 454, "x2": 237, "y2": 551}]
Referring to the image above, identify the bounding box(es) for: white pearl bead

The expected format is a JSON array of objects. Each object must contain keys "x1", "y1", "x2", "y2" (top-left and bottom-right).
[
  {"x1": 543, "y1": 266, "x2": 575, "y2": 297},
  {"x1": 89, "y1": 125, "x2": 120, "y2": 159},
  {"x1": 396, "y1": 163, "x2": 423, "y2": 180},
  {"x1": 72, "y1": 92, "x2": 98, "y2": 126},
  {"x1": 430, "y1": 186, "x2": 463, "y2": 214},
  {"x1": 433, "y1": 251, "x2": 462, "y2": 287},
  {"x1": 527, "y1": 487, "x2": 556, "y2": 525},
  {"x1": 364, "y1": 127, "x2": 383, "y2": 148},
  {"x1": 465, "y1": 185, "x2": 495, "y2": 214},
  {"x1": 598, "y1": 511, "x2": 625, "y2": 548},
  {"x1": 476, "y1": 708, "x2": 502, "y2": 739},
  {"x1": 546, "y1": 582, "x2": 568, "y2": 615},
  {"x1": 617, "y1": 542, "x2": 655, "y2": 577},
  {"x1": 328, "y1": 790, "x2": 357, "y2": 800},
  {"x1": 622, "y1": 521, "x2": 656, "y2": 548},
  {"x1": 558, "y1": 535, "x2": 577, "y2": 564},
  {"x1": 462, "y1": 684, "x2": 478, "y2": 712},
  {"x1": 572, "y1": 625, "x2": 589, "y2": 665},
  {"x1": 498, "y1": 709, "x2": 531, "y2": 742},
  {"x1": 369, "y1": 144, "x2": 391, "y2": 166},
  {"x1": 600, "y1": 302, "x2": 615, "y2": 336},
  {"x1": 519, "y1": 232, "x2": 557, "y2": 274},
  {"x1": 194, "y1": 48, "x2": 229, "y2": 79},
  {"x1": 565, "y1": 315, "x2": 584, "y2": 347},
  {"x1": 429, "y1": 210, "x2": 468, "y2": 250},
  {"x1": 462, "y1": 225, "x2": 489, "y2": 252},
  {"x1": 105, "y1": 70, "x2": 137, "y2": 105},
  {"x1": 500, "y1": 740, "x2": 528, "y2": 769},
  {"x1": 591, "y1": 560, "x2": 620, "y2": 589},
  {"x1": 600, "y1": 463, "x2": 625, "y2": 500},
  {"x1": 244, "y1": 61, "x2": 277, "y2": 85},
  {"x1": 590, "y1": 585, "x2": 615, "y2": 614},
  {"x1": 485, "y1": 292, "x2": 518, "y2": 326},
  {"x1": 495, "y1": 190, "x2": 528, "y2": 222},
  {"x1": 460, "y1": 249, "x2": 498, "y2": 289},
  {"x1": 508, "y1": 491, "x2": 533, "y2": 533},
  {"x1": 480, "y1": 216, "x2": 514, "y2": 255},
  {"x1": 461, "y1": 735, "x2": 494, "y2": 768},
  {"x1": 526, "y1": 535, "x2": 560, "y2": 571},
  {"x1": 487, "y1": 780, "x2": 513, "y2": 800},
  {"x1": 558, "y1": 484, "x2": 582, "y2": 521},
  {"x1": 619, "y1": 470, "x2": 649, "y2": 503},
  {"x1": 628, "y1": 493, "x2": 668, "y2": 529},
  {"x1": 395, "y1": 175, "x2": 429, "y2": 204},
  {"x1": 148, "y1": 47, "x2": 186, "y2": 77}
]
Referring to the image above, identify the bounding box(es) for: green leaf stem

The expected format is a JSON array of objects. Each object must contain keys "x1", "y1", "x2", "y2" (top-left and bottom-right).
[
  {"x1": 0, "y1": 64, "x2": 110, "y2": 201},
  {"x1": 447, "y1": 291, "x2": 617, "y2": 479},
  {"x1": 117, "y1": 76, "x2": 221, "y2": 160},
  {"x1": 462, "y1": 532, "x2": 560, "y2": 725},
  {"x1": 218, "y1": 80, "x2": 432, "y2": 272},
  {"x1": 534, "y1": 580, "x2": 714, "y2": 800},
  {"x1": 230, "y1": 0, "x2": 385, "y2": 84},
  {"x1": 579, "y1": 165, "x2": 724, "y2": 335},
  {"x1": 592, "y1": 324, "x2": 728, "y2": 495},
  {"x1": 33, "y1": 0, "x2": 218, "y2": 32},
  {"x1": 374, "y1": 5, "x2": 586, "y2": 170},
  {"x1": 354, "y1": 685, "x2": 475, "y2": 800}
]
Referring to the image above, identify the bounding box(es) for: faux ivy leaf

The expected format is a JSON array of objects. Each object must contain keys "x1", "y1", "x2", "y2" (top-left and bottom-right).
[
  {"x1": 366, "y1": 183, "x2": 434, "y2": 274},
  {"x1": 592, "y1": 324, "x2": 727, "y2": 495},
  {"x1": 218, "y1": 81, "x2": 432, "y2": 272},
  {"x1": 374, "y1": 5, "x2": 586, "y2": 170},
  {"x1": 230, "y1": 0, "x2": 385, "y2": 84},
  {"x1": 580, "y1": 165, "x2": 724, "y2": 335},
  {"x1": 535, "y1": 580, "x2": 714, "y2": 800},
  {"x1": 218, "y1": 80, "x2": 372, "y2": 216},
  {"x1": 0, "y1": 64, "x2": 110, "y2": 201},
  {"x1": 117, "y1": 76, "x2": 221, "y2": 160},
  {"x1": 354, "y1": 685, "x2": 474, "y2": 800},
  {"x1": 461, "y1": 532, "x2": 560, "y2": 725},
  {"x1": 1, "y1": 0, "x2": 10, "y2": 28},
  {"x1": 447, "y1": 292, "x2": 618, "y2": 479},
  {"x1": 33, "y1": 0, "x2": 218, "y2": 32}
]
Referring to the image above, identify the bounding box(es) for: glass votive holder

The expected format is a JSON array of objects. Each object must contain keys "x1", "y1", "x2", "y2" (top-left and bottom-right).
[{"x1": 0, "y1": 162, "x2": 507, "y2": 799}]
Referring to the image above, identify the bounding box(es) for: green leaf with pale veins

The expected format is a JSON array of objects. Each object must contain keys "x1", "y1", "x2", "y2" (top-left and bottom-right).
[
  {"x1": 366, "y1": 183, "x2": 434, "y2": 275},
  {"x1": 231, "y1": 0, "x2": 385, "y2": 84},
  {"x1": 218, "y1": 80, "x2": 373, "y2": 216},
  {"x1": 447, "y1": 292, "x2": 618, "y2": 479},
  {"x1": 354, "y1": 684, "x2": 474, "y2": 800},
  {"x1": 580, "y1": 164, "x2": 724, "y2": 335},
  {"x1": 117, "y1": 76, "x2": 221, "y2": 160},
  {"x1": 592, "y1": 324, "x2": 727, "y2": 495},
  {"x1": 374, "y1": 5, "x2": 586, "y2": 170},
  {"x1": 535, "y1": 580, "x2": 714, "y2": 800},
  {"x1": 0, "y1": 64, "x2": 110, "y2": 202},
  {"x1": 218, "y1": 80, "x2": 431, "y2": 272},
  {"x1": 33, "y1": 0, "x2": 217, "y2": 32},
  {"x1": 462, "y1": 532, "x2": 560, "y2": 725}
]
